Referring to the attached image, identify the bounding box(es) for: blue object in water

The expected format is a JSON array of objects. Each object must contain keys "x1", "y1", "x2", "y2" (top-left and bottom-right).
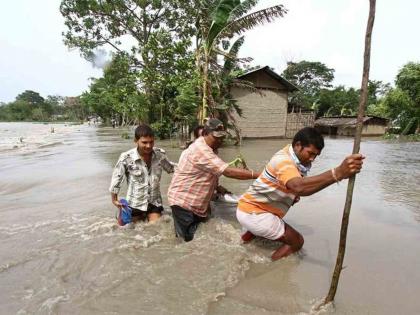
[{"x1": 118, "y1": 198, "x2": 132, "y2": 226}]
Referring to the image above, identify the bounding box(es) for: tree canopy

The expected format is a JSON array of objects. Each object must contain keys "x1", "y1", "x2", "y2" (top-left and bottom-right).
[
  {"x1": 58, "y1": 0, "x2": 287, "y2": 140},
  {"x1": 282, "y1": 61, "x2": 335, "y2": 108}
]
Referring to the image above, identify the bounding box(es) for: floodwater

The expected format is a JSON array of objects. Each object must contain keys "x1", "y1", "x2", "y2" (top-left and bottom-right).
[{"x1": 0, "y1": 122, "x2": 419, "y2": 315}]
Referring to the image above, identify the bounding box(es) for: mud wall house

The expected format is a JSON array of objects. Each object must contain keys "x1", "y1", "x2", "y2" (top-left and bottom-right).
[
  {"x1": 314, "y1": 116, "x2": 389, "y2": 136},
  {"x1": 231, "y1": 66, "x2": 314, "y2": 139}
]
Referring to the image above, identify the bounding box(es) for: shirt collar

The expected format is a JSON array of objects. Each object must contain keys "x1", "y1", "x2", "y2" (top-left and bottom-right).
[
  {"x1": 131, "y1": 147, "x2": 156, "y2": 162},
  {"x1": 287, "y1": 144, "x2": 311, "y2": 177}
]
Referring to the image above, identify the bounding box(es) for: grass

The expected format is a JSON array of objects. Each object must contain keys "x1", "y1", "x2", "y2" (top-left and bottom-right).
[{"x1": 383, "y1": 133, "x2": 420, "y2": 141}]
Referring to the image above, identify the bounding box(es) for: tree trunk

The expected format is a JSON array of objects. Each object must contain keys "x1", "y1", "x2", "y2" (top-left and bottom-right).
[
  {"x1": 200, "y1": 51, "x2": 209, "y2": 124},
  {"x1": 322, "y1": 0, "x2": 376, "y2": 306}
]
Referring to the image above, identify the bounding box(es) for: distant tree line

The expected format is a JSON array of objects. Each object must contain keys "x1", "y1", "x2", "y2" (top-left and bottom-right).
[
  {"x1": 282, "y1": 61, "x2": 420, "y2": 134},
  {"x1": 0, "y1": 90, "x2": 88, "y2": 122}
]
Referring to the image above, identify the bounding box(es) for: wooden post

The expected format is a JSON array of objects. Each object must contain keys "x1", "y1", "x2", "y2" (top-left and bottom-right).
[{"x1": 322, "y1": 0, "x2": 376, "y2": 306}]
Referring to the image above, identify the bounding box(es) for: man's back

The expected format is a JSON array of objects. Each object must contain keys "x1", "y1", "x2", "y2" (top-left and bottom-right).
[{"x1": 167, "y1": 137, "x2": 228, "y2": 216}]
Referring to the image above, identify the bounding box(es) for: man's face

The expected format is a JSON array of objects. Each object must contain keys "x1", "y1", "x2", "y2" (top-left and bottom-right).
[
  {"x1": 212, "y1": 134, "x2": 225, "y2": 149},
  {"x1": 136, "y1": 136, "x2": 154, "y2": 155},
  {"x1": 294, "y1": 142, "x2": 321, "y2": 166}
]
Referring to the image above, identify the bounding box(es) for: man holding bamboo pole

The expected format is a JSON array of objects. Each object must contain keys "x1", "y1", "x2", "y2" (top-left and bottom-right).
[{"x1": 236, "y1": 127, "x2": 365, "y2": 261}]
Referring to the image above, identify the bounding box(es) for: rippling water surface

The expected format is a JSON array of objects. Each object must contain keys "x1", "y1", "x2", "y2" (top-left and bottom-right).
[{"x1": 0, "y1": 122, "x2": 419, "y2": 314}]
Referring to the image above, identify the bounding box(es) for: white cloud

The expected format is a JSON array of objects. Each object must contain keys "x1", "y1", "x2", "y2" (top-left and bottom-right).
[
  {"x1": 240, "y1": 0, "x2": 419, "y2": 88},
  {"x1": 0, "y1": 0, "x2": 419, "y2": 102}
]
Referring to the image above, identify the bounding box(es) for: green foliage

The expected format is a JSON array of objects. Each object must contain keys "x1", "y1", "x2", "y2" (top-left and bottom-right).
[
  {"x1": 228, "y1": 154, "x2": 248, "y2": 169},
  {"x1": 282, "y1": 61, "x2": 335, "y2": 109},
  {"x1": 314, "y1": 80, "x2": 396, "y2": 120},
  {"x1": 174, "y1": 78, "x2": 200, "y2": 120},
  {"x1": 0, "y1": 100, "x2": 32, "y2": 121},
  {"x1": 64, "y1": 96, "x2": 89, "y2": 121},
  {"x1": 52, "y1": 1, "x2": 415, "y2": 139},
  {"x1": 367, "y1": 80, "x2": 391, "y2": 105},
  {"x1": 383, "y1": 133, "x2": 420, "y2": 142},
  {"x1": 0, "y1": 91, "x2": 76, "y2": 122},
  {"x1": 380, "y1": 88, "x2": 413, "y2": 119},
  {"x1": 80, "y1": 53, "x2": 144, "y2": 124},
  {"x1": 59, "y1": 0, "x2": 287, "y2": 140},
  {"x1": 121, "y1": 131, "x2": 130, "y2": 140},
  {"x1": 60, "y1": 0, "x2": 195, "y2": 61},
  {"x1": 16, "y1": 90, "x2": 45, "y2": 105},
  {"x1": 60, "y1": 1, "x2": 198, "y2": 133},
  {"x1": 396, "y1": 62, "x2": 420, "y2": 105},
  {"x1": 197, "y1": 0, "x2": 287, "y2": 122},
  {"x1": 150, "y1": 119, "x2": 173, "y2": 140},
  {"x1": 315, "y1": 86, "x2": 359, "y2": 117},
  {"x1": 367, "y1": 62, "x2": 419, "y2": 134}
]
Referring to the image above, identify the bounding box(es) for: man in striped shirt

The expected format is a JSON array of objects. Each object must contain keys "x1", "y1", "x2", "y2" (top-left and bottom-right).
[
  {"x1": 167, "y1": 118, "x2": 259, "y2": 242},
  {"x1": 237, "y1": 127, "x2": 365, "y2": 261}
]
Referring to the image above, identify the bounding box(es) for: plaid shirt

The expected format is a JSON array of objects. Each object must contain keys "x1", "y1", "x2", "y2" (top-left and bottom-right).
[
  {"x1": 109, "y1": 147, "x2": 174, "y2": 210},
  {"x1": 167, "y1": 137, "x2": 228, "y2": 217}
]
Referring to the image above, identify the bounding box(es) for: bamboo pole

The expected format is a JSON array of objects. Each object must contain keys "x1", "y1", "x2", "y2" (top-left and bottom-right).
[{"x1": 322, "y1": 0, "x2": 376, "y2": 306}]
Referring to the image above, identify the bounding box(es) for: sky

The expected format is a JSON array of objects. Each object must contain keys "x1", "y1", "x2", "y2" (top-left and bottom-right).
[{"x1": 0, "y1": 0, "x2": 419, "y2": 103}]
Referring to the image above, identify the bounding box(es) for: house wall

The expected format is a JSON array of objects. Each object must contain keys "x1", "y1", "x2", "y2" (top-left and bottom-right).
[
  {"x1": 335, "y1": 124, "x2": 387, "y2": 136},
  {"x1": 337, "y1": 126, "x2": 356, "y2": 136},
  {"x1": 231, "y1": 87, "x2": 288, "y2": 138},
  {"x1": 362, "y1": 124, "x2": 387, "y2": 135}
]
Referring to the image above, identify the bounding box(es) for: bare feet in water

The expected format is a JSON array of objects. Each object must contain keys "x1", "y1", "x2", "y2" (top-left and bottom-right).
[{"x1": 241, "y1": 231, "x2": 255, "y2": 243}]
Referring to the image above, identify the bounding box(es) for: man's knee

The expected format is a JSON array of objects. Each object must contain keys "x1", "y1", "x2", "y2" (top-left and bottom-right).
[
  {"x1": 279, "y1": 225, "x2": 304, "y2": 250},
  {"x1": 295, "y1": 233, "x2": 304, "y2": 250}
]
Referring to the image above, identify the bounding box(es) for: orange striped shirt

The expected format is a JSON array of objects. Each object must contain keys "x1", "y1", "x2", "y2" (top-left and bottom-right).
[{"x1": 238, "y1": 145, "x2": 301, "y2": 217}]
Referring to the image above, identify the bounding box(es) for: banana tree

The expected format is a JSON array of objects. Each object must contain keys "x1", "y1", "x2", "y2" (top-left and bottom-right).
[
  {"x1": 197, "y1": 0, "x2": 287, "y2": 124},
  {"x1": 214, "y1": 35, "x2": 261, "y2": 144}
]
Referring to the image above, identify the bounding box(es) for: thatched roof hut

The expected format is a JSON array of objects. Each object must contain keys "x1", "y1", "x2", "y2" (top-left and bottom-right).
[{"x1": 315, "y1": 115, "x2": 389, "y2": 136}]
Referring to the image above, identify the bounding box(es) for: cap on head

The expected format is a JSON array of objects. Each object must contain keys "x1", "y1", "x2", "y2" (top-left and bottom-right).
[{"x1": 204, "y1": 118, "x2": 227, "y2": 138}]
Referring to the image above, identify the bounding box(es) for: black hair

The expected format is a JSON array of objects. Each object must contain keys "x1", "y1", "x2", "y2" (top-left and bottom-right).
[
  {"x1": 292, "y1": 127, "x2": 324, "y2": 151},
  {"x1": 193, "y1": 125, "x2": 204, "y2": 139},
  {"x1": 134, "y1": 124, "x2": 154, "y2": 141}
]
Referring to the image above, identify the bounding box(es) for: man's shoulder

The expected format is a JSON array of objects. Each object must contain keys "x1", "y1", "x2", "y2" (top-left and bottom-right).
[
  {"x1": 270, "y1": 147, "x2": 295, "y2": 168},
  {"x1": 119, "y1": 148, "x2": 138, "y2": 162},
  {"x1": 190, "y1": 137, "x2": 214, "y2": 155}
]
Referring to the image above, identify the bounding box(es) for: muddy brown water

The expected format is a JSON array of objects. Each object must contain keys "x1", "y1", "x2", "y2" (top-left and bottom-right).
[{"x1": 0, "y1": 122, "x2": 419, "y2": 314}]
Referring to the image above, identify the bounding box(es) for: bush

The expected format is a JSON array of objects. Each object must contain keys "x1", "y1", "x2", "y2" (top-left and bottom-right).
[{"x1": 151, "y1": 120, "x2": 173, "y2": 139}]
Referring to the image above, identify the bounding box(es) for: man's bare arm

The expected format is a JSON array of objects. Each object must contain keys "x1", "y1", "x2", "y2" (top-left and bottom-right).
[
  {"x1": 111, "y1": 193, "x2": 122, "y2": 208},
  {"x1": 222, "y1": 167, "x2": 260, "y2": 180},
  {"x1": 286, "y1": 154, "x2": 365, "y2": 196}
]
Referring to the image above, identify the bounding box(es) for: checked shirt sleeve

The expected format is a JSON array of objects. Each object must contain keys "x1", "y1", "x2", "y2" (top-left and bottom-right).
[{"x1": 109, "y1": 154, "x2": 127, "y2": 194}]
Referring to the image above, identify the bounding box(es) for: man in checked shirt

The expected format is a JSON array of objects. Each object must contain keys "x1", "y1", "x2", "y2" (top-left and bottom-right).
[
  {"x1": 109, "y1": 124, "x2": 175, "y2": 223},
  {"x1": 168, "y1": 118, "x2": 260, "y2": 241}
]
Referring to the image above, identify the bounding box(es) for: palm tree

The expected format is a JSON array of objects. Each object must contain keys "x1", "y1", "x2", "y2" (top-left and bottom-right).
[{"x1": 196, "y1": 0, "x2": 287, "y2": 124}]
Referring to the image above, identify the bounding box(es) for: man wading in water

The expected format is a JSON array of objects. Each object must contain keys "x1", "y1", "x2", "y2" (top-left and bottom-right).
[
  {"x1": 167, "y1": 118, "x2": 260, "y2": 241},
  {"x1": 109, "y1": 124, "x2": 175, "y2": 223},
  {"x1": 236, "y1": 127, "x2": 365, "y2": 260}
]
